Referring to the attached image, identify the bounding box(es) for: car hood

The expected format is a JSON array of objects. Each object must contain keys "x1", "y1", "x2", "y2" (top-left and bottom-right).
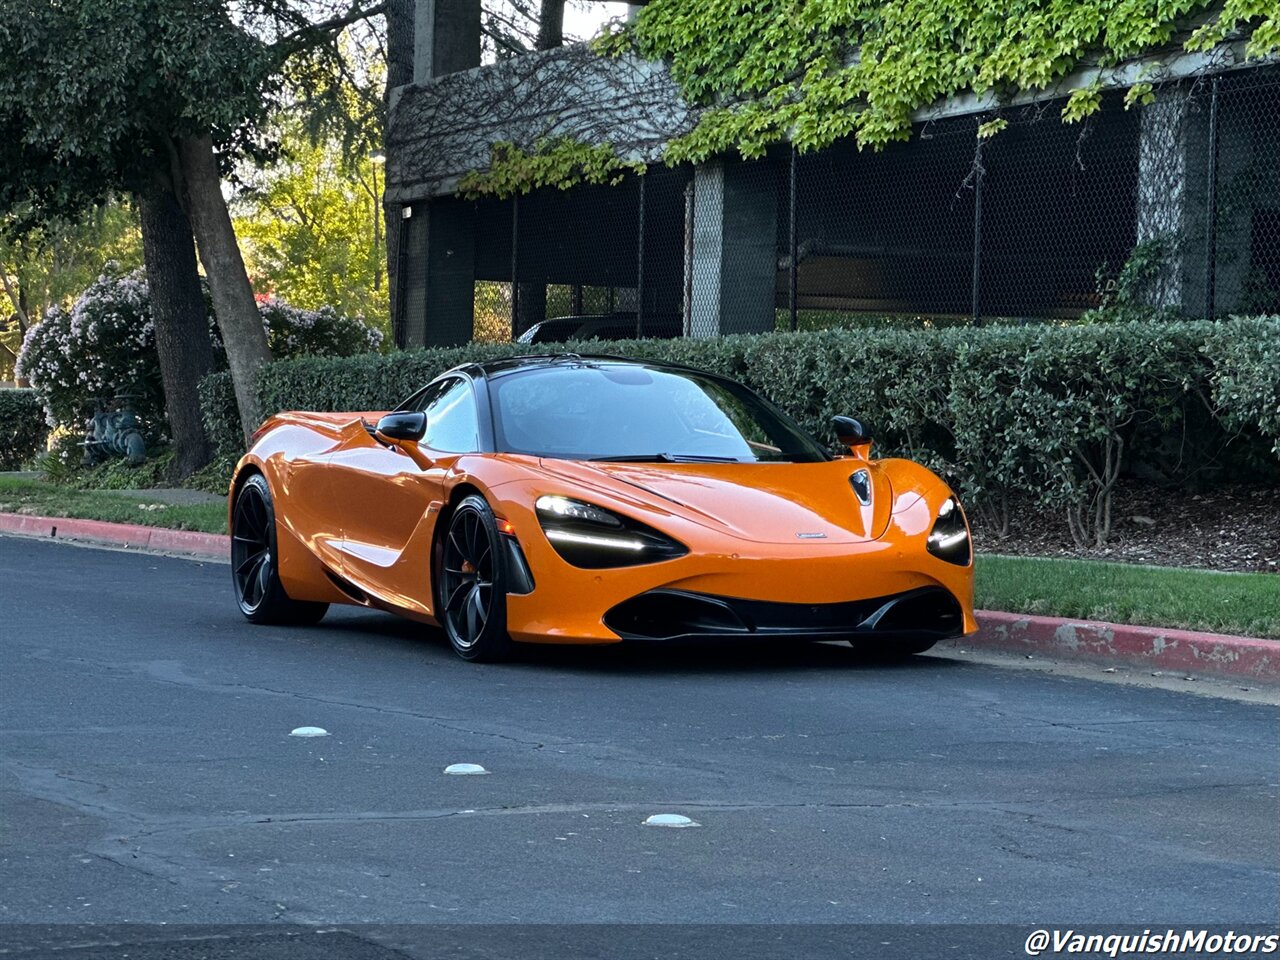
[{"x1": 535, "y1": 458, "x2": 893, "y2": 544}]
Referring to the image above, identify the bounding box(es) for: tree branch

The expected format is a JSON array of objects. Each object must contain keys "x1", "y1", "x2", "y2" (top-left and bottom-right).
[
  {"x1": 270, "y1": 1, "x2": 389, "y2": 64},
  {"x1": 0, "y1": 265, "x2": 30, "y2": 330}
]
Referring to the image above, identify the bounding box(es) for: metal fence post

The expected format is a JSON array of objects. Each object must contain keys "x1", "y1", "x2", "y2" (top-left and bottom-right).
[
  {"x1": 510, "y1": 194, "x2": 520, "y2": 336},
  {"x1": 683, "y1": 177, "x2": 694, "y2": 337},
  {"x1": 393, "y1": 207, "x2": 412, "y2": 349},
  {"x1": 636, "y1": 173, "x2": 647, "y2": 338},
  {"x1": 971, "y1": 133, "x2": 984, "y2": 326},
  {"x1": 789, "y1": 145, "x2": 799, "y2": 332},
  {"x1": 1204, "y1": 76, "x2": 1220, "y2": 320}
]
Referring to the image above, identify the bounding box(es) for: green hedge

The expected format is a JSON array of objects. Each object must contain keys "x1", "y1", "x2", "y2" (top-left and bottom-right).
[
  {"x1": 1205, "y1": 317, "x2": 1280, "y2": 459},
  {"x1": 201, "y1": 318, "x2": 1280, "y2": 546},
  {"x1": 0, "y1": 389, "x2": 49, "y2": 470}
]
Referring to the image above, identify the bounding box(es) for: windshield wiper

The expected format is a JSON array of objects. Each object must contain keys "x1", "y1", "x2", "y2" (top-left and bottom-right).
[{"x1": 588, "y1": 453, "x2": 742, "y2": 463}]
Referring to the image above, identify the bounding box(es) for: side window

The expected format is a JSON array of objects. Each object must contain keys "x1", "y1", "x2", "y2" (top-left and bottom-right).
[
  {"x1": 422, "y1": 378, "x2": 480, "y2": 453},
  {"x1": 405, "y1": 381, "x2": 443, "y2": 414}
]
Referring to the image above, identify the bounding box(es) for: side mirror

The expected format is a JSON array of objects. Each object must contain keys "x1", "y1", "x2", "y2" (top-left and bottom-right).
[
  {"x1": 375, "y1": 411, "x2": 427, "y2": 444},
  {"x1": 832, "y1": 415, "x2": 873, "y2": 455}
]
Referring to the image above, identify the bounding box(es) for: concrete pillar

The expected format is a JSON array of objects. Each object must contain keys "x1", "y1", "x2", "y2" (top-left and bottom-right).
[
  {"x1": 414, "y1": 0, "x2": 480, "y2": 81},
  {"x1": 1133, "y1": 82, "x2": 1260, "y2": 317},
  {"x1": 688, "y1": 158, "x2": 778, "y2": 337},
  {"x1": 400, "y1": 199, "x2": 476, "y2": 347},
  {"x1": 1136, "y1": 89, "x2": 1194, "y2": 310}
]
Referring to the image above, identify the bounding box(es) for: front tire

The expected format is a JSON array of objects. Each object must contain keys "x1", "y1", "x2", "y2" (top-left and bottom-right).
[
  {"x1": 436, "y1": 494, "x2": 513, "y2": 662},
  {"x1": 231, "y1": 474, "x2": 328, "y2": 626}
]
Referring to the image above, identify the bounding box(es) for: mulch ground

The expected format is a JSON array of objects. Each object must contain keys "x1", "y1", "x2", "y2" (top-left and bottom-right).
[{"x1": 969, "y1": 482, "x2": 1280, "y2": 573}]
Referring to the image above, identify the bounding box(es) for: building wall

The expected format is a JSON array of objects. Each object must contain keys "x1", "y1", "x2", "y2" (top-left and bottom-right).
[{"x1": 386, "y1": 32, "x2": 1280, "y2": 343}]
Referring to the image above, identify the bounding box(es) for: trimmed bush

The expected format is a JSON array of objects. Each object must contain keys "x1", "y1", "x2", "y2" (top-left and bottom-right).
[
  {"x1": 0, "y1": 388, "x2": 48, "y2": 469},
  {"x1": 198, "y1": 371, "x2": 243, "y2": 457},
  {"x1": 1206, "y1": 316, "x2": 1280, "y2": 458},
  {"x1": 199, "y1": 319, "x2": 1280, "y2": 544}
]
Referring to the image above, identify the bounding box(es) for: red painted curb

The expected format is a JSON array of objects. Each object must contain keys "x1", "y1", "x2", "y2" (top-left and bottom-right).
[
  {"x1": 0, "y1": 512, "x2": 228, "y2": 560},
  {"x1": 954, "y1": 610, "x2": 1278, "y2": 684}
]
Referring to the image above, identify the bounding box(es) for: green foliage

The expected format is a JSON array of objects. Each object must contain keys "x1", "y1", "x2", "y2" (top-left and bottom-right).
[
  {"x1": 459, "y1": 139, "x2": 647, "y2": 199},
  {"x1": 199, "y1": 318, "x2": 1280, "y2": 547},
  {"x1": 950, "y1": 323, "x2": 1207, "y2": 546},
  {"x1": 1204, "y1": 316, "x2": 1280, "y2": 458},
  {"x1": 0, "y1": 0, "x2": 275, "y2": 222},
  {"x1": 1081, "y1": 236, "x2": 1186, "y2": 323},
  {"x1": 0, "y1": 388, "x2": 48, "y2": 469},
  {"x1": 199, "y1": 372, "x2": 242, "y2": 457},
  {"x1": 233, "y1": 123, "x2": 390, "y2": 330},
  {"x1": 591, "y1": 0, "x2": 1279, "y2": 166}
]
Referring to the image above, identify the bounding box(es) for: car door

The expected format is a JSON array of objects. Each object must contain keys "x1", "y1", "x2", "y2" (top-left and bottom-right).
[{"x1": 328, "y1": 377, "x2": 483, "y2": 615}]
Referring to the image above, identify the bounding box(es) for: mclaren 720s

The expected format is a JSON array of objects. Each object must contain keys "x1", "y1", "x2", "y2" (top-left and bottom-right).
[{"x1": 228, "y1": 354, "x2": 976, "y2": 661}]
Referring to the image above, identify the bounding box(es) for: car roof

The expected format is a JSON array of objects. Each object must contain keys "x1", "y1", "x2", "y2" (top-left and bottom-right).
[{"x1": 453, "y1": 353, "x2": 704, "y2": 380}]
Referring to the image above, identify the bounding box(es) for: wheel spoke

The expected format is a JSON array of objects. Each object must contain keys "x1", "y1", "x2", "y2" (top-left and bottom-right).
[
  {"x1": 253, "y1": 554, "x2": 271, "y2": 605},
  {"x1": 460, "y1": 512, "x2": 476, "y2": 561},
  {"x1": 240, "y1": 553, "x2": 265, "y2": 605},
  {"x1": 236, "y1": 548, "x2": 266, "y2": 578},
  {"x1": 445, "y1": 579, "x2": 470, "y2": 613},
  {"x1": 243, "y1": 492, "x2": 265, "y2": 538},
  {"x1": 464, "y1": 585, "x2": 481, "y2": 638}
]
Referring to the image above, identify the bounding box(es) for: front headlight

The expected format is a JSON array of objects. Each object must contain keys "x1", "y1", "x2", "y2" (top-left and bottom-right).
[
  {"x1": 926, "y1": 496, "x2": 971, "y2": 566},
  {"x1": 535, "y1": 495, "x2": 688, "y2": 569}
]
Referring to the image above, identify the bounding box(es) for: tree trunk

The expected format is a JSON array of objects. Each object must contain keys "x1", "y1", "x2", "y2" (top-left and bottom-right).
[
  {"x1": 178, "y1": 133, "x2": 272, "y2": 443},
  {"x1": 536, "y1": 0, "x2": 564, "y2": 50},
  {"x1": 384, "y1": 0, "x2": 415, "y2": 343},
  {"x1": 137, "y1": 181, "x2": 216, "y2": 480}
]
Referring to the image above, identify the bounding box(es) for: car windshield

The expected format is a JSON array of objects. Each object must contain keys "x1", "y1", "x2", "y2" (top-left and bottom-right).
[{"x1": 488, "y1": 362, "x2": 830, "y2": 463}]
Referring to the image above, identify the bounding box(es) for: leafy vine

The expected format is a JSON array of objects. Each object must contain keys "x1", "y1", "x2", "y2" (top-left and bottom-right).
[
  {"x1": 596, "y1": 0, "x2": 1277, "y2": 162},
  {"x1": 460, "y1": 1, "x2": 1277, "y2": 195},
  {"x1": 458, "y1": 138, "x2": 646, "y2": 199}
]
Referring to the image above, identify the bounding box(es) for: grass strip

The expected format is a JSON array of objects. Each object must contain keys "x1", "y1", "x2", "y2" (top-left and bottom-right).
[
  {"x1": 976, "y1": 554, "x2": 1280, "y2": 640},
  {"x1": 0, "y1": 477, "x2": 226, "y2": 534}
]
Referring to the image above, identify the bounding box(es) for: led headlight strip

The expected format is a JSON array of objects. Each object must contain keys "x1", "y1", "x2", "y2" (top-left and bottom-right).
[
  {"x1": 926, "y1": 496, "x2": 971, "y2": 566},
  {"x1": 535, "y1": 495, "x2": 688, "y2": 569}
]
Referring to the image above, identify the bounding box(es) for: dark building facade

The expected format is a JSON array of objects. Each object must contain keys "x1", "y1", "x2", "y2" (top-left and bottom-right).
[{"x1": 385, "y1": 4, "x2": 1280, "y2": 345}]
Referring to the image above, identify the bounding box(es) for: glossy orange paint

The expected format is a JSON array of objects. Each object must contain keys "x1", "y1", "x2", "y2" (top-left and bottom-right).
[{"x1": 231, "y1": 411, "x2": 976, "y2": 644}]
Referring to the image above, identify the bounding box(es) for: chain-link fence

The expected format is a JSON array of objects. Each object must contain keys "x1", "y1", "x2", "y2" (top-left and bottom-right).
[{"x1": 394, "y1": 66, "x2": 1280, "y2": 347}]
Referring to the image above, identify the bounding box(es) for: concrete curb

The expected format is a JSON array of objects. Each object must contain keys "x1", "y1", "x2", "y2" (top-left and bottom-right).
[
  {"x1": 0, "y1": 512, "x2": 228, "y2": 560},
  {"x1": 953, "y1": 611, "x2": 1278, "y2": 684}
]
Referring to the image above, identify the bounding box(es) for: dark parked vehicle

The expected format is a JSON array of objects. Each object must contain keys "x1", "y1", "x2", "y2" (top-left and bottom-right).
[{"x1": 516, "y1": 313, "x2": 683, "y2": 345}]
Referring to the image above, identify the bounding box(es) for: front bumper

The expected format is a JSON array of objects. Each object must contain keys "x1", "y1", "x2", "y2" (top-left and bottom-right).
[
  {"x1": 604, "y1": 585, "x2": 964, "y2": 643},
  {"x1": 495, "y1": 476, "x2": 976, "y2": 645}
]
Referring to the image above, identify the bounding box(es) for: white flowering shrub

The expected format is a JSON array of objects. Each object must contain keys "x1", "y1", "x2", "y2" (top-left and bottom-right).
[
  {"x1": 17, "y1": 267, "x2": 384, "y2": 433},
  {"x1": 15, "y1": 267, "x2": 162, "y2": 428},
  {"x1": 248, "y1": 299, "x2": 383, "y2": 358}
]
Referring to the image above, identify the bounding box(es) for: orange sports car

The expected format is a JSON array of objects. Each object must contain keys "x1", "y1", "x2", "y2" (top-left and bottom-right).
[{"x1": 229, "y1": 355, "x2": 976, "y2": 661}]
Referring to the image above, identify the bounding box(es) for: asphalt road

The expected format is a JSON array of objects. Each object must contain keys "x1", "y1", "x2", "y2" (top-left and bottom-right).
[{"x1": 1, "y1": 536, "x2": 1277, "y2": 958}]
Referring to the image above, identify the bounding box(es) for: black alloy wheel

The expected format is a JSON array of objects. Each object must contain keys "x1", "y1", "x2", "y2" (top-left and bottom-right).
[
  {"x1": 437, "y1": 494, "x2": 513, "y2": 661},
  {"x1": 231, "y1": 473, "x2": 328, "y2": 625}
]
